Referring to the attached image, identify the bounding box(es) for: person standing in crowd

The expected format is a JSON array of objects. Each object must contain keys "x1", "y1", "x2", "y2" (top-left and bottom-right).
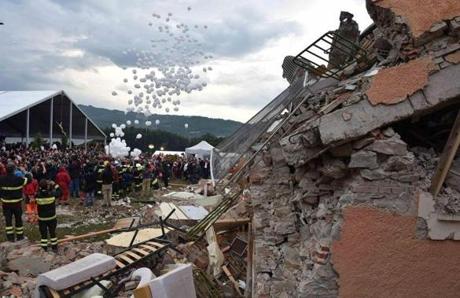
[
  {"x1": 141, "y1": 162, "x2": 152, "y2": 197},
  {"x1": 23, "y1": 172, "x2": 39, "y2": 224},
  {"x1": 0, "y1": 163, "x2": 29, "y2": 242},
  {"x1": 101, "y1": 162, "x2": 114, "y2": 207},
  {"x1": 161, "y1": 159, "x2": 171, "y2": 188},
  {"x1": 68, "y1": 155, "x2": 82, "y2": 198},
  {"x1": 121, "y1": 165, "x2": 134, "y2": 195},
  {"x1": 55, "y1": 166, "x2": 71, "y2": 205},
  {"x1": 36, "y1": 179, "x2": 60, "y2": 252},
  {"x1": 83, "y1": 162, "x2": 97, "y2": 207},
  {"x1": 0, "y1": 162, "x2": 6, "y2": 176}
]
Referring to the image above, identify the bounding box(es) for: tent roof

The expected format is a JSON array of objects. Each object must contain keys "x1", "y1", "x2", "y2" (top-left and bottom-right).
[
  {"x1": 0, "y1": 90, "x2": 106, "y2": 138},
  {"x1": 186, "y1": 140, "x2": 214, "y2": 151},
  {"x1": 0, "y1": 90, "x2": 61, "y2": 122}
]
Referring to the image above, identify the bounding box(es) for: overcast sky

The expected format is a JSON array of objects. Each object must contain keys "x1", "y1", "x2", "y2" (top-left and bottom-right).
[{"x1": 0, "y1": 0, "x2": 372, "y2": 122}]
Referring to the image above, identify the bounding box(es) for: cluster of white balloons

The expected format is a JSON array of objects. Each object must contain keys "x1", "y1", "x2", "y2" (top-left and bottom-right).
[
  {"x1": 106, "y1": 123, "x2": 143, "y2": 158},
  {"x1": 112, "y1": 5, "x2": 215, "y2": 117},
  {"x1": 130, "y1": 148, "x2": 142, "y2": 158},
  {"x1": 105, "y1": 137, "x2": 131, "y2": 158}
]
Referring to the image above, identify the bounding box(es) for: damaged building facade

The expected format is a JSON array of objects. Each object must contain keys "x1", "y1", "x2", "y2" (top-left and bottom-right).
[
  {"x1": 1, "y1": 1, "x2": 459, "y2": 297},
  {"x1": 247, "y1": 0, "x2": 460, "y2": 297}
]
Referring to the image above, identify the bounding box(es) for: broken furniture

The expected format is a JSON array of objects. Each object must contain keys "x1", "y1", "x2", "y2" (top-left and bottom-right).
[
  {"x1": 133, "y1": 264, "x2": 197, "y2": 298},
  {"x1": 37, "y1": 239, "x2": 169, "y2": 298}
]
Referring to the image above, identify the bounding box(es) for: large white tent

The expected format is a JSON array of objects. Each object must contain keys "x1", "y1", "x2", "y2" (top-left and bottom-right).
[
  {"x1": 0, "y1": 90, "x2": 106, "y2": 148},
  {"x1": 185, "y1": 140, "x2": 214, "y2": 158}
]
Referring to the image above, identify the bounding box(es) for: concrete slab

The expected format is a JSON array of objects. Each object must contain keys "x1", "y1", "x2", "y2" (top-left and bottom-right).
[
  {"x1": 35, "y1": 253, "x2": 116, "y2": 297},
  {"x1": 318, "y1": 64, "x2": 460, "y2": 145}
]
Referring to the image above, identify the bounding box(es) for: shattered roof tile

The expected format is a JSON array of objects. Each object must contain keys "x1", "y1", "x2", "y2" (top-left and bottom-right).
[
  {"x1": 366, "y1": 56, "x2": 435, "y2": 105},
  {"x1": 374, "y1": 0, "x2": 460, "y2": 38}
]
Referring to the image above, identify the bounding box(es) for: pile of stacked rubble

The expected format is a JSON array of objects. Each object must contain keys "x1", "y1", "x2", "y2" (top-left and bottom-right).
[
  {"x1": 0, "y1": 240, "x2": 109, "y2": 297},
  {"x1": 247, "y1": 0, "x2": 460, "y2": 296}
]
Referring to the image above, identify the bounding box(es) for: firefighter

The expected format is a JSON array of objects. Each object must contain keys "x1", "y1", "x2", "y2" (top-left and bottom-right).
[
  {"x1": 0, "y1": 163, "x2": 30, "y2": 242},
  {"x1": 36, "y1": 179, "x2": 61, "y2": 252}
]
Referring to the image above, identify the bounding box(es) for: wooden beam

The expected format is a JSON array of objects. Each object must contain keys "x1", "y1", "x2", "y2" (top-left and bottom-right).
[
  {"x1": 222, "y1": 265, "x2": 242, "y2": 296},
  {"x1": 213, "y1": 218, "x2": 250, "y2": 232},
  {"x1": 430, "y1": 109, "x2": 460, "y2": 197}
]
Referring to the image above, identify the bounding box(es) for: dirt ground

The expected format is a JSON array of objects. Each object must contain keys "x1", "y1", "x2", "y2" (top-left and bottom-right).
[{"x1": 0, "y1": 179, "x2": 187, "y2": 243}]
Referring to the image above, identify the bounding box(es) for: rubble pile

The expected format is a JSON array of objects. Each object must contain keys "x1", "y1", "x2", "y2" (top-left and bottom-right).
[
  {"x1": 247, "y1": 0, "x2": 460, "y2": 296},
  {"x1": 0, "y1": 240, "x2": 107, "y2": 297},
  {"x1": 251, "y1": 129, "x2": 438, "y2": 296}
]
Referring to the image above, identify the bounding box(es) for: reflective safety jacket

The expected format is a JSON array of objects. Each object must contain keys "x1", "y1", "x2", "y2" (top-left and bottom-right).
[
  {"x1": 36, "y1": 185, "x2": 61, "y2": 221},
  {"x1": 0, "y1": 174, "x2": 29, "y2": 206}
]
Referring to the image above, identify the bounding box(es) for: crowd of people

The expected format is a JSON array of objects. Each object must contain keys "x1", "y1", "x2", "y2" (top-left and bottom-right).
[{"x1": 0, "y1": 143, "x2": 212, "y2": 251}]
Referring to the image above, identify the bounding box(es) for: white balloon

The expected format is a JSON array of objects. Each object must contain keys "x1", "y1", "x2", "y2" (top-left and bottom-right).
[
  {"x1": 145, "y1": 120, "x2": 152, "y2": 126},
  {"x1": 126, "y1": 120, "x2": 132, "y2": 125},
  {"x1": 112, "y1": 123, "x2": 117, "y2": 128},
  {"x1": 134, "y1": 119, "x2": 140, "y2": 124},
  {"x1": 136, "y1": 133, "x2": 142, "y2": 139},
  {"x1": 155, "y1": 119, "x2": 160, "y2": 125}
]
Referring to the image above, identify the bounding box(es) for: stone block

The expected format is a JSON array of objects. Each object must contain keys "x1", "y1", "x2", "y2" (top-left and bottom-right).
[
  {"x1": 353, "y1": 137, "x2": 375, "y2": 150},
  {"x1": 367, "y1": 137, "x2": 407, "y2": 156},
  {"x1": 433, "y1": 43, "x2": 460, "y2": 57},
  {"x1": 360, "y1": 168, "x2": 387, "y2": 180},
  {"x1": 445, "y1": 51, "x2": 460, "y2": 65},
  {"x1": 409, "y1": 91, "x2": 431, "y2": 111},
  {"x1": 270, "y1": 146, "x2": 287, "y2": 168},
  {"x1": 349, "y1": 150, "x2": 378, "y2": 169},
  {"x1": 424, "y1": 64, "x2": 460, "y2": 106}
]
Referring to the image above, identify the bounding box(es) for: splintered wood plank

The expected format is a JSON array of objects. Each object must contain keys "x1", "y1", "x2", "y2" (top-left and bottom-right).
[
  {"x1": 430, "y1": 110, "x2": 460, "y2": 197},
  {"x1": 117, "y1": 254, "x2": 135, "y2": 264},
  {"x1": 123, "y1": 251, "x2": 142, "y2": 260},
  {"x1": 115, "y1": 259, "x2": 126, "y2": 268},
  {"x1": 146, "y1": 241, "x2": 165, "y2": 248},
  {"x1": 139, "y1": 244, "x2": 158, "y2": 252},
  {"x1": 222, "y1": 265, "x2": 242, "y2": 296},
  {"x1": 132, "y1": 248, "x2": 150, "y2": 256}
]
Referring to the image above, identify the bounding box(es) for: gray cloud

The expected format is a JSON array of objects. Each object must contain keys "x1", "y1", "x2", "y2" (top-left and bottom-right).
[{"x1": 0, "y1": 0, "x2": 371, "y2": 121}]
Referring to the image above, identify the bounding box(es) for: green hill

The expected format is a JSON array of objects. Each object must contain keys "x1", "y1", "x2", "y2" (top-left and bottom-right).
[{"x1": 78, "y1": 105, "x2": 242, "y2": 138}]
